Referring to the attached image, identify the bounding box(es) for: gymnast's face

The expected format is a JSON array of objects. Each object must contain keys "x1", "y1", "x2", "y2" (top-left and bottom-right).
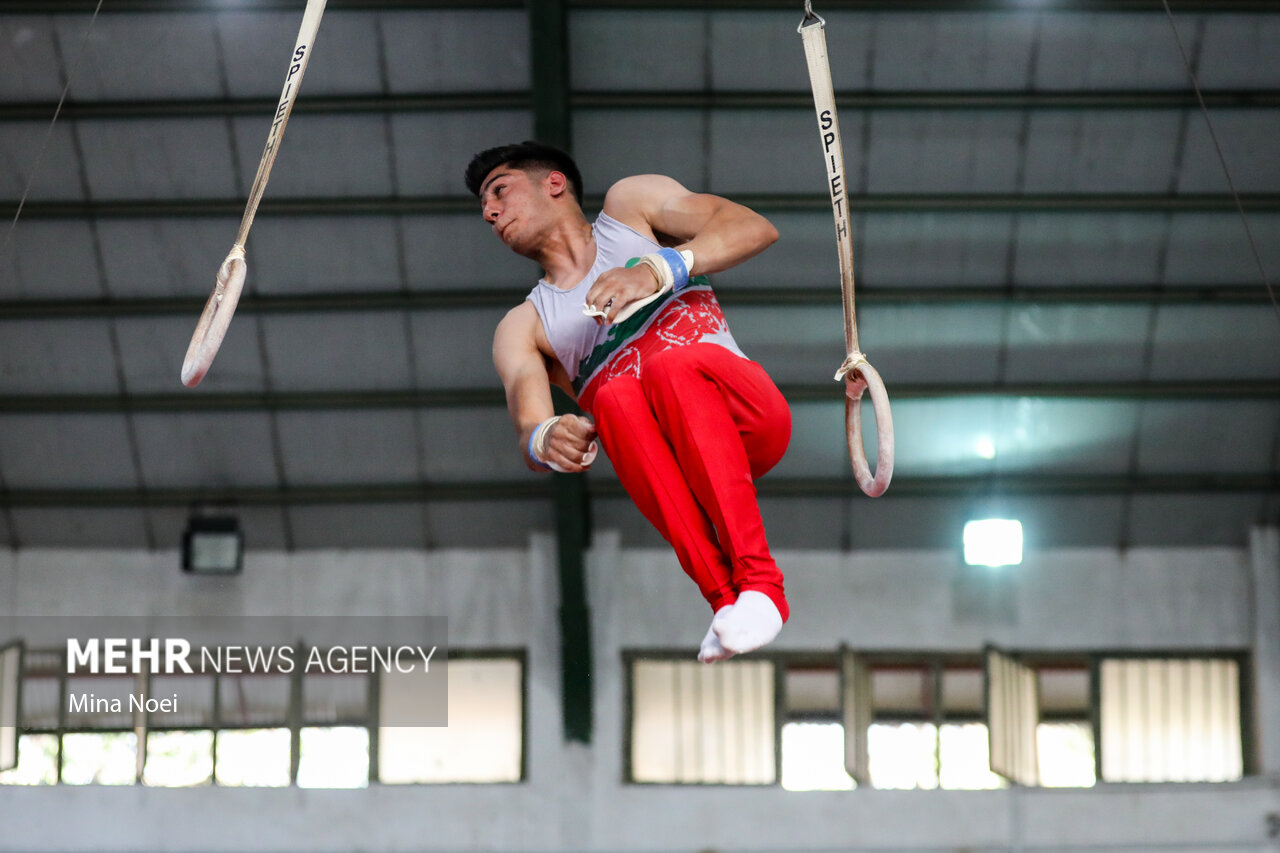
[{"x1": 478, "y1": 165, "x2": 563, "y2": 256}]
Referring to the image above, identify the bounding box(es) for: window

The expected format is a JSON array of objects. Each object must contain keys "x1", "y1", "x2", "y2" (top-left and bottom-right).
[
  {"x1": 143, "y1": 730, "x2": 214, "y2": 787},
  {"x1": 298, "y1": 727, "x2": 369, "y2": 789},
  {"x1": 142, "y1": 671, "x2": 216, "y2": 787},
  {"x1": 215, "y1": 729, "x2": 291, "y2": 787},
  {"x1": 299, "y1": 668, "x2": 371, "y2": 789},
  {"x1": 214, "y1": 668, "x2": 293, "y2": 787},
  {"x1": 1098, "y1": 656, "x2": 1244, "y2": 783},
  {"x1": 0, "y1": 644, "x2": 525, "y2": 788},
  {"x1": 378, "y1": 654, "x2": 525, "y2": 783},
  {"x1": 61, "y1": 732, "x2": 137, "y2": 786},
  {"x1": 0, "y1": 641, "x2": 21, "y2": 773},
  {"x1": 1037, "y1": 721, "x2": 1095, "y2": 787},
  {"x1": 628, "y1": 656, "x2": 775, "y2": 785},
  {"x1": 780, "y1": 721, "x2": 853, "y2": 791},
  {"x1": 862, "y1": 659, "x2": 1006, "y2": 790},
  {"x1": 629, "y1": 649, "x2": 1250, "y2": 790},
  {"x1": 781, "y1": 663, "x2": 850, "y2": 791},
  {"x1": 0, "y1": 733, "x2": 57, "y2": 785},
  {"x1": 1037, "y1": 666, "x2": 1095, "y2": 787}
]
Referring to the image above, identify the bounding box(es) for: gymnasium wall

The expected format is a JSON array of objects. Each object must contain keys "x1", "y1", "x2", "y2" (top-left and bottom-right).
[{"x1": 0, "y1": 527, "x2": 1276, "y2": 852}]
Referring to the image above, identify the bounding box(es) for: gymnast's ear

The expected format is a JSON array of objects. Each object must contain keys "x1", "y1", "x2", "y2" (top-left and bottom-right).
[{"x1": 544, "y1": 169, "x2": 572, "y2": 200}]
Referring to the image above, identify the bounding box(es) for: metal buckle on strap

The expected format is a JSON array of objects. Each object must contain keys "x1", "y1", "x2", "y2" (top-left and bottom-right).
[{"x1": 798, "y1": 0, "x2": 825, "y2": 32}]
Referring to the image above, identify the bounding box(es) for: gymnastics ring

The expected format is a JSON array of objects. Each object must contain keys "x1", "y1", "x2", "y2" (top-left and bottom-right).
[
  {"x1": 181, "y1": 245, "x2": 246, "y2": 387},
  {"x1": 840, "y1": 356, "x2": 894, "y2": 498}
]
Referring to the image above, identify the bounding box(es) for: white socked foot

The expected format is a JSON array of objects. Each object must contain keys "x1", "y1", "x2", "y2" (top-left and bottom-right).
[
  {"x1": 698, "y1": 607, "x2": 736, "y2": 663},
  {"x1": 712, "y1": 591, "x2": 783, "y2": 655}
]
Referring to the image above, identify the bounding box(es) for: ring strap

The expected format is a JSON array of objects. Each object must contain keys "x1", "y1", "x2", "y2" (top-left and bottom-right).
[{"x1": 800, "y1": 5, "x2": 895, "y2": 497}]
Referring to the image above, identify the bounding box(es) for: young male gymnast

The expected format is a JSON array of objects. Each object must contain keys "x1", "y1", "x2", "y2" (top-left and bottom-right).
[{"x1": 467, "y1": 141, "x2": 792, "y2": 661}]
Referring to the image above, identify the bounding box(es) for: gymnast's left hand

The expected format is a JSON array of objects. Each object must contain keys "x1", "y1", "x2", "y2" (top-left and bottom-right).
[
  {"x1": 585, "y1": 264, "x2": 661, "y2": 325},
  {"x1": 545, "y1": 414, "x2": 599, "y2": 471}
]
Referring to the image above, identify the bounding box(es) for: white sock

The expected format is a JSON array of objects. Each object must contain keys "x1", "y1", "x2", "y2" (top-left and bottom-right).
[
  {"x1": 712, "y1": 591, "x2": 783, "y2": 655},
  {"x1": 698, "y1": 607, "x2": 736, "y2": 663}
]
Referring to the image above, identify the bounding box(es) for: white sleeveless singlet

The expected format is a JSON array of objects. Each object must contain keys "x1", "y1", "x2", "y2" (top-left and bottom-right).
[{"x1": 525, "y1": 211, "x2": 745, "y2": 408}]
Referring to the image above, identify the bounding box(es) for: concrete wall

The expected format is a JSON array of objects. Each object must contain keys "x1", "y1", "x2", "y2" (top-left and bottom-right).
[{"x1": 0, "y1": 530, "x2": 1277, "y2": 852}]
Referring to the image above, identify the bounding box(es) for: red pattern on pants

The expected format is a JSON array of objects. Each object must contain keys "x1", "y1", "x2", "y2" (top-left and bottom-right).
[{"x1": 588, "y1": 343, "x2": 792, "y2": 620}]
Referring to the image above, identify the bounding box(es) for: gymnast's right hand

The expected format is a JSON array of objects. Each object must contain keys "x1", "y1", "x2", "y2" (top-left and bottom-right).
[{"x1": 531, "y1": 414, "x2": 599, "y2": 473}]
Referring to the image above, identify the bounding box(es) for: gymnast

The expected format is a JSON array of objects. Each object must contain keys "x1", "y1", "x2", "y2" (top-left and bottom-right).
[{"x1": 466, "y1": 141, "x2": 792, "y2": 661}]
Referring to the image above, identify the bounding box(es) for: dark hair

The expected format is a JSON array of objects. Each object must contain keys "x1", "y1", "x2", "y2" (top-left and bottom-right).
[{"x1": 464, "y1": 140, "x2": 584, "y2": 206}]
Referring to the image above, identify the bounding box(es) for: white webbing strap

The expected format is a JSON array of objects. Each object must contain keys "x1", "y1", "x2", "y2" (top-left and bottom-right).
[
  {"x1": 181, "y1": 0, "x2": 328, "y2": 388},
  {"x1": 799, "y1": 6, "x2": 895, "y2": 497},
  {"x1": 799, "y1": 11, "x2": 857, "y2": 361}
]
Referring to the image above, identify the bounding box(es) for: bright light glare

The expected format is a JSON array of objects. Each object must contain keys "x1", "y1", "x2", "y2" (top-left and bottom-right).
[
  {"x1": 975, "y1": 436, "x2": 996, "y2": 459},
  {"x1": 963, "y1": 518, "x2": 1023, "y2": 567}
]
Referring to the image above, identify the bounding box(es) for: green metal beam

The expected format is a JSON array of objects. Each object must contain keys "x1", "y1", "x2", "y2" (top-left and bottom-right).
[
  {"x1": 573, "y1": 90, "x2": 1280, "y2": 111},
  {"x1": 3, "y1": 380, "x2": 1278, "y2": 414},
  {"x1": 0, "y1": 283, "x2": 1271, "y2": 321},
  {"x1": 2, "y1": 471, "x2": 1275, "y2": 509},
  {"x1": 7, "y1": 0, "x2": 1280, "y2": 11},
  {"x1": 5, "y1": 89, "x2": 1277, "y2": 122},
  {"x1": 0, "y1": 1, "x2": 521, "y2": 11},
  {"x1": 0, "y1": 94, "x2": 529, "y2": 122},
  {"x1": 0, "y1": 284, "x2": 1270, "y2": 320},
  {"x1": 9, "y1": 193, "x2": 1280, "y2": 219},
  {"x1": 527, "y1": 0, "x2": 593, "y2": 745},
  {"x1": 0, "y1": 289, "x2": 520, "y2": 318},
  {"x1": 568, "y1": 0, "x2": 1280, "y2": 9}
]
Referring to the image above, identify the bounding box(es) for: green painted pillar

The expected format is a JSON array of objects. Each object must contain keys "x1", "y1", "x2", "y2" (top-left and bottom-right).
[{"x1": 529, "y1": 0, "x2": 592, "y2": 744}]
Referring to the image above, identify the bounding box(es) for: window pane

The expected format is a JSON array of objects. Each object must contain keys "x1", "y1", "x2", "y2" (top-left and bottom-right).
[
  {"x1": 985, "y1": 648, "x2": 1039, "y2": 786},
  {"x1": 873, "y1": 668, "x2": 931, "y2": 715},
  {"x1": 0, "y1": 734, "x2": 58, "y2": 785},
  {"x1": 868, "y1": 722, "x2": 938, "y2": 790},
  {"x1": 780, "y1": 722, "x2": 854, "y2": 791},
  {"x1": 143, "y1": 730, "x2": 213, "y2": 787},
  {"x1": 150, "y1": 675, "x2": 216, "y2": 727},
  {"x1": 61, "y1": 732, "x2": 137, "y2": 785},
  {"x1": 1037, "y1": 721, "x2": 1096, "y2": 788},
  {"x1": 297, "y1": 727, "x2": 369, "y2": 789},
  {"x1": 0, "y1": 642, "x2": 20, "y2": 772},
  {"x1": 1039, "y1": 668, "x2": 1090, "y2": 715},
  {"x1": 214, "y1": 729, "x2": 291, "y2": 787},
  {"x1": 380, "y1": 658, "x2": 522, "y2": 784},
  {"x1": 303, "y1": 674, "x2": 368, "y2": 726},
  {"x1": 20, "y1": 672, "x2": 60, "y2": 731},
  {"x1": 1100, "y1": 658, "x2": 1243, "y2": 783},
  {"x1": 939, "y1": 723, "x2": 1006, "y2": 790},
  {"x1": 218, "y1": 674, "x2": 290, "y2": 727},
  {"x1": 785, "y1": 667, "x2": 839, "y2": 715},
  {"x1": 630, "y1": 659, "x2": 775, "y2": 785},
  {"x1": 942, "y1": 669, "x2": 984, "y2": 715}
]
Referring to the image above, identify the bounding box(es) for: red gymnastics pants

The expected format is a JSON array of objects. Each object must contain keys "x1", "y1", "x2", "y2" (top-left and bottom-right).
[{"x1": 590, "y1": 343, "x2": 792, "y2": 621}]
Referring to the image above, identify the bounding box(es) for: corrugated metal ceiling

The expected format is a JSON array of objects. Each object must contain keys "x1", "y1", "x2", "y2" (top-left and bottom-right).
[{"x1": 0, "y1": 1, "x2": 1277, "y2": 553}]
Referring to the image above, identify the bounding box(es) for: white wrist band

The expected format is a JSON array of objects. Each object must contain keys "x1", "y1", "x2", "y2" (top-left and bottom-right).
[
  {"x1": 529, "y1": 415, "x2": 598, "y2": 473},
  {"x1": 591, "y1": 249, "x2": 695, "y2": 325}
]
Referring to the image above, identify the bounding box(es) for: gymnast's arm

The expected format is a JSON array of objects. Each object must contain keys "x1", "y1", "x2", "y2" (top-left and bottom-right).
[
  {"x1": 586, "y1": 174, "x2": 778, "y2": 315},
  {"x1": 493, "y1": 301, "x2": 596, "y2": 473}
]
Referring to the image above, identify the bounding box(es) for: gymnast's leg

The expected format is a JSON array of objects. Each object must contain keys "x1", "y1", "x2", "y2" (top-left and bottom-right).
[
  {"x1": 591, "y1": 376, "x2": 738, "y2": 661},
  {"x1": 640, "y1": 343, "x2": 792, "y2": 654}
]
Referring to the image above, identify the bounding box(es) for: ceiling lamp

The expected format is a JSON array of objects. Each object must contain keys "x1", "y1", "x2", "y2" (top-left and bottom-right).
[
  {"x1": 963, "y1": 518, "x2": 1023, "y2": 568},
  {"x1": 182, "y1": 515, "x2": 244, "y2": 575}
]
